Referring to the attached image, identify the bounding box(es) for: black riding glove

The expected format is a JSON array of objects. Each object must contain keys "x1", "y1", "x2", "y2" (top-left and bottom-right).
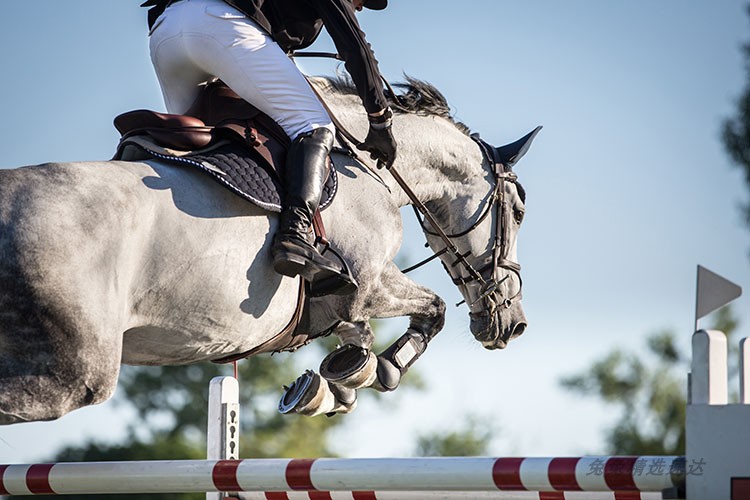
[{"x1": 357, "y1": 108, "x2": 397, "y2": 169}]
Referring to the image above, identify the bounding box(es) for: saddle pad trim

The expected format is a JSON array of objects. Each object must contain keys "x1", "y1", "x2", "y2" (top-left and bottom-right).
[
  {"x1": 131, "y1": 142, "x2": 283, "y2": 211},
  {"x1": 120, "y1": 140, "x2": 338, "y2": 213}
]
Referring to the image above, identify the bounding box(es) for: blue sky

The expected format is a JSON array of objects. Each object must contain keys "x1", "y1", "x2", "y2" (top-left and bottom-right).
[{"x1": 1, "y1": 1, "x2": 750, "y2": 462}]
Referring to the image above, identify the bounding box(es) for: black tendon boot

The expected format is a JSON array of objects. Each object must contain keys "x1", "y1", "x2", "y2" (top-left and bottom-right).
[{"x1": 272, "y1": 128, "x2": 357, "y2": 295}]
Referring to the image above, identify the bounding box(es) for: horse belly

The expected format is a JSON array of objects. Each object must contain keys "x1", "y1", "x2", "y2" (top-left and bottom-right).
[{"x1": 121, "y1": 239, "x2": 301, "y2": 365}]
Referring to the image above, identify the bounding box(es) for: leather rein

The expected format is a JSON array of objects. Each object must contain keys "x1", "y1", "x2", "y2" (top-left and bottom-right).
[
  {"x1": 409, "y1": 135, "x2": 522, "y2": 311},
  {"x1": 295, "y1": 52, "x2": 522, "y2": 312}
]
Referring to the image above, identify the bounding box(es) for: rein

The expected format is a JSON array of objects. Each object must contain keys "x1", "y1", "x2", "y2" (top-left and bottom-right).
[{"x1": 294, "y1": 51, "x2": 522, "y2": 310}]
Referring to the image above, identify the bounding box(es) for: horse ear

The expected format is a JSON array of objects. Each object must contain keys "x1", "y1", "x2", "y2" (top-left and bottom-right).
[{"x1": 495, "y1": 126, "x2": 542, "y2": 168}]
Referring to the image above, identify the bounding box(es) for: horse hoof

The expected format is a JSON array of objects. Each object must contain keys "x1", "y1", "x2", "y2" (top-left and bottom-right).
[
  {"x1": 279, "y1": 370, "x2": 317, "y2": 414},
  {"x1": 278, "y1": 370, "x2": 357, "y2": 417},
  {"x1": 320, "y1": 344, "x2": 377, "y2": 389}
]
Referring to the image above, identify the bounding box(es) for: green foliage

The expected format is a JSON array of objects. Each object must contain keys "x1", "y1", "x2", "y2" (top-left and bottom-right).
[
  {"x1": 723, "y1": 4, "x2": 750, "y2": 229},
  {"x1": 116, "y1": 351, "x2": 343, "y2": 459},
  {"x1": 413, "y1": 415, "x2": 494, "y2": 457},
  {"x1": 560, "y1": 306, "x2": 738, "y2": 456}
]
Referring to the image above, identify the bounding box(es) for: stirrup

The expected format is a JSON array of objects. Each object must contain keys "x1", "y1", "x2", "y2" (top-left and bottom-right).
[
  {"x1": 272, "y1": 236, "x2": 358, "y2": 296},
  {"x1": 309, "y1": 268, "x2": 358, "y2": 297},
  {"x1": 309, "y1": 244, "x2": 358, "y2": 297}
]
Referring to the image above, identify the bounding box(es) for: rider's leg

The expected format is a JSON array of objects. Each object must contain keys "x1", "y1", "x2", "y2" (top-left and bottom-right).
[
  {"x1": 271, "y1": 127, "x2": 348, "y2": 283},
  {"x1": 151, "y1": 0, "x2": 334, "y2": 141},
  {"x1": 148, "y1": 0, "x2": 355, "y2": 294},
  {"x1": 148, "y1": 1, "x2": 214, "y2": 113}
]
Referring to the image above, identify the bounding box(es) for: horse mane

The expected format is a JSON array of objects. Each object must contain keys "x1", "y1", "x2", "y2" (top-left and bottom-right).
[
  {"x1": 318, "y1": 75, "x2": 525, "y2": 199},
  {"x1": 320, "y1": 75, "x2": 472, "y2": 136}
]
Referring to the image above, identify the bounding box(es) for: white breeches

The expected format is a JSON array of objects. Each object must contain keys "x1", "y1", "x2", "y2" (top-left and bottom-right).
[{"x1": 148, "y1": 0, "x2": 334, "y2": 140}]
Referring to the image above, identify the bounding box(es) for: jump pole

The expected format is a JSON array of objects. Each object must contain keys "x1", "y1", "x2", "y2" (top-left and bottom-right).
[
  {"x1": 201, "y1": 379, "x2": 682, "y2": 500},
  {"x1": 0, "y1": 456, "x2": 684, "y2": 496}
]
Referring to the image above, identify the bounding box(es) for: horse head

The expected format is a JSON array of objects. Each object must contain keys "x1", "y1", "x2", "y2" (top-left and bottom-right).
[{"x1": 425, "y1": 127, "x2": 541, "y2": 350}]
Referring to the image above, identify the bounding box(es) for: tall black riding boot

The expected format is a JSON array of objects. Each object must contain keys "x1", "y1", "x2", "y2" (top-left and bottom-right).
[{"x1": 271, "y1": 128, "x2": 357, "y2": 296}]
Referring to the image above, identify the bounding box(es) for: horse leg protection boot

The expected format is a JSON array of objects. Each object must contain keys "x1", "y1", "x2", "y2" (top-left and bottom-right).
[
  {"x1": 272, "y1": 128, "x2": 356, "y2": 295},
  {"x1": 373, "y1": 329, "x2": 432, "y2": 392},
  {"x1": 278, "y1": 370, "x2": 357, "y2": 417}
]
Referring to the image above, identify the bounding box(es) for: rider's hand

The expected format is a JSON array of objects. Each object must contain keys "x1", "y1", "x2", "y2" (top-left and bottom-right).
[{"x1": 357, "y1": 108, "x2": 397, "y2": 169}]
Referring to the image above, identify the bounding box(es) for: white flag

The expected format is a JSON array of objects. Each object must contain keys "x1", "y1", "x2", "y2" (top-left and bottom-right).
[{"x1": 695, "y1": 265, "x2": 742, "y2": 321}]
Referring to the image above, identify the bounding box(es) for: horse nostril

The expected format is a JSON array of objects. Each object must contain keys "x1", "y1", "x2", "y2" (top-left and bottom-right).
[{"x1": 511, "y1": 322, "x2": 527, "y2": 338}]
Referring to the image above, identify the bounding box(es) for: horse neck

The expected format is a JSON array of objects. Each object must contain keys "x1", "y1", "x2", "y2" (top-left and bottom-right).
[
  {"x1": 392, "y1": 115, "x2": 487, "y2": 209},
  {"x1": 325, "y1": 94, "x2": 487, "y2": 208}
]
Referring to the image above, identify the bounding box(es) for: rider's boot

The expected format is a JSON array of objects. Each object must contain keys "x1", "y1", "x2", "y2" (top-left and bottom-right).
[{"x1": 271, "y1": 127, "x2": 357, "y2": 296}]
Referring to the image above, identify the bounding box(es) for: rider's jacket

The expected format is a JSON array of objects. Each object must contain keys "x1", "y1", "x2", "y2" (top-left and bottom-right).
[{"x1": 142, "y1": 0, "x2": 388, "y2": 114}]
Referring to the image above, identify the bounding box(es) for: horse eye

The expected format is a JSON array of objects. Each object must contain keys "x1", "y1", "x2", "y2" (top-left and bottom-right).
[{"x1": 514, "y1": 210, "x2": 525, "y2": 224}]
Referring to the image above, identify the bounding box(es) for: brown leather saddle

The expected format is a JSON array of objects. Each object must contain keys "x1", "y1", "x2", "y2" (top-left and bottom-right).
[{"x1": 115, "y1": 80, "x2": 290, "y2": 174}]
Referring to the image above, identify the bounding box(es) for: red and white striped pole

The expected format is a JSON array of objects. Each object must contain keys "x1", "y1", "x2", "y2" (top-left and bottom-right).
[
  {"x1": 234, "y1": 493, "x2": 665, "y2": 500},
  {"x1": 0, "y1": 455, "x2": 684, "y2": 496}
]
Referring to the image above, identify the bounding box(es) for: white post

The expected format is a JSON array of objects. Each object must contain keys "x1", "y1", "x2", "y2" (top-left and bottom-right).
[
  {"x1": 690, "y1": 330, "x2": 727, "y2": 405},
  {"x1": 207, "y1": 376, "x2": 240, "y2": 500},
  {"x1": 741, "y1": 338, "x2": 750, "y2": 405}
]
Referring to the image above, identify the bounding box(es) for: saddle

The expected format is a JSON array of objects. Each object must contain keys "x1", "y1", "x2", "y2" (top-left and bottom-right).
[
  {"x1": 113, "y1": 81, "x2": 342, "y2": 359},
  {"x1": 115, "y1": 80, "x2": 291, "y2": 186},
  {"x1": 114, "y1": 81, "x2": 338, "y2": 214}
]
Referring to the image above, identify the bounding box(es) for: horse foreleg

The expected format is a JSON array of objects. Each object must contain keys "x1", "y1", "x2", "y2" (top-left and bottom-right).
[
  {"x1": 278, "y1": 321, "x2": 372, "y2": 417},
  {"x1": 366, "y1": 262, "x2": 447, "y2": 338},
  {"x1": 321, "y1": 262, "x2": 446, "y2": 393},
  {"x1": 279, "y1": 263, "x2": 445, "y2": 416}
]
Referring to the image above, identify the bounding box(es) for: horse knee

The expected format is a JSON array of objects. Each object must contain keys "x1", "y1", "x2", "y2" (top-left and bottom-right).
[
  {"x1": 432, "y1": 296, "x2": 447, "y2": 330},
  {"x1": 413, "y1": 296, "x2": 446, "y2": 337}
]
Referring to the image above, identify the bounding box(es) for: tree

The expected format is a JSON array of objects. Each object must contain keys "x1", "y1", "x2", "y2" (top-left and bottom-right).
[
  {"x1": 559, "y1": 306, "x2": 738, "y2": 456},
  {"x1": 413, "y1": 415, "x2": 494, "y2": 457},
  {"x1": 723, "y1": 4, "x2": 750, "y2": 230}
]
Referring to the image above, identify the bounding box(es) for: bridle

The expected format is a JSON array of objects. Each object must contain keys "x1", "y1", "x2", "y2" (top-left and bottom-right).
[
  {"x1": 407, "y1": 135, "x2": 523, "y2": 314},
  {"x1": 293, "y1": 52, "x2": 523, "y2": 317}
]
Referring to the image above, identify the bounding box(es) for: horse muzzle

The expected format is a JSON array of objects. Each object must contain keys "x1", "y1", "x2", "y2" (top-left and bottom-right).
[{"x1": 469, "y1": 303, "x2": 527, "y2": 350}]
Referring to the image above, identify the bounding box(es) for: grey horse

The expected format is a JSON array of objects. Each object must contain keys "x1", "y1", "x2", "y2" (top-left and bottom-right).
[{"x1": 0, "y1": 77, "x2": 537, "y2": 424}]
